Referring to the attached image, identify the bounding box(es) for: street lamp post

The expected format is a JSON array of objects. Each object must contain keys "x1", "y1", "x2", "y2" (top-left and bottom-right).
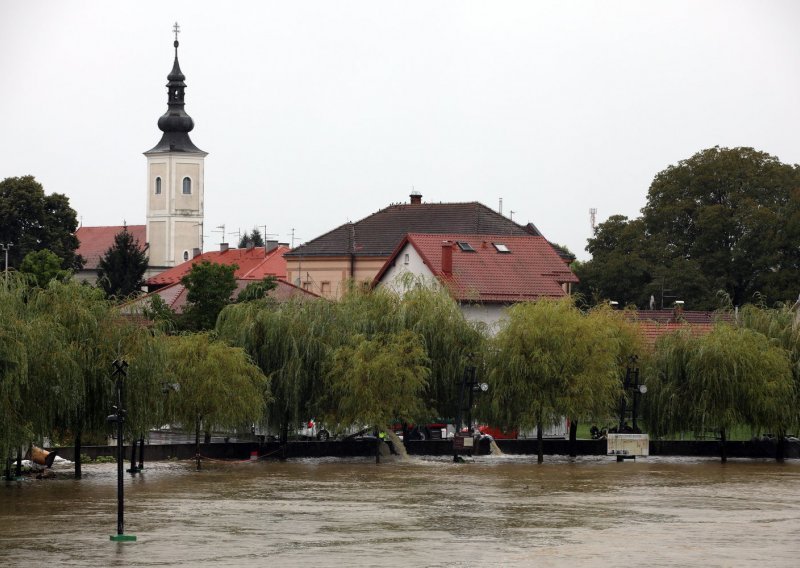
[{"x1": 108, "y1": 359, "x2": 136, "y2": 542}]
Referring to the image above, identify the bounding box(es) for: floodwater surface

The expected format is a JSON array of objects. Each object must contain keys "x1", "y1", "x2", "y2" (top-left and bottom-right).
[{"x1": 1, "y1": 455, "x2": 799, "y2": 567}]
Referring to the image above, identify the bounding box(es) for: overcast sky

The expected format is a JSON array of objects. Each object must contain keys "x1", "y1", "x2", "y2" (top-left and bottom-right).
[{"x1": 2, "y1": 1, "x2": 798, "y2": 259}]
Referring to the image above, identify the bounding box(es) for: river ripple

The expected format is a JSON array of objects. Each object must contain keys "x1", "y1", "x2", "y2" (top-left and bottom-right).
[{"x1": 1, "y1": 455, "x2": 799, "y2": 567}]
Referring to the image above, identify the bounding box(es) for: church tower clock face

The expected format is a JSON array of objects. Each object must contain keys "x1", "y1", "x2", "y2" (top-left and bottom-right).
[{"x1": 143, "y1": 22, "x2": 207, "y2": 269}]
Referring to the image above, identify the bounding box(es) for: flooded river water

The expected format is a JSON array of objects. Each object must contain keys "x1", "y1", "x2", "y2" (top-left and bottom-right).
[{"x1": 1, "y1": 454, "x2": 799, "y2": 567}]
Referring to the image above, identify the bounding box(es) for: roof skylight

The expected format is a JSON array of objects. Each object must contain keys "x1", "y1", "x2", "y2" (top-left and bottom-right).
[
  {"x1": 457, "y1": 241, "x2": 475, "y2": 252},
  {"x1": 493, "y1": 243, "x2": 510, "y2": 253}
]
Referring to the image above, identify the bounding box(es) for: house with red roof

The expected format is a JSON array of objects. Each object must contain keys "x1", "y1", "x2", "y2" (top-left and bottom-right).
[
  {"x1": 374, "y1": 233, "x2": 579, "y2": 330},
  {"x1": 145, "y1": 241, "x2": 290, "y2": 291},
  {"x1": 74, "y1": 224, "x2": 147, "y2": 283},
  {"x1": 284, "y1": 191, "x2": 573, "y2": 300}
]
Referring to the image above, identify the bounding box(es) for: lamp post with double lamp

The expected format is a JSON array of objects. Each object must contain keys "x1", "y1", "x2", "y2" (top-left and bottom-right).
[
  {"x1": 454, "y1": 364, "x2": 488, "y2": 461},
  {"x1": 108, "y1": 359, "x2": 136, "y2": 543}
]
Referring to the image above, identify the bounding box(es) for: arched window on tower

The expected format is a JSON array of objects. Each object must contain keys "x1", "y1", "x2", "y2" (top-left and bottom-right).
[
  {"x1": 183, "y1": 250, "x2": 189, "y2": 261},
  {"x1": 182, "y1": 177, "x2": 192, "y2": 195},
  {"x1": 155, "y1": 177, "x2": 162, "y2": 195}
]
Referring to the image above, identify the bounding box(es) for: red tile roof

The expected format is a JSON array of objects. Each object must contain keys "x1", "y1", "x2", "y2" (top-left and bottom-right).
[
  {"x1": 636, "y1": 321, "x2": 716, "y2": 347},
  {"x1": 127, "y1": 278, "x2": 318, "y2": 315},
  {"x1": 376, "y1": 233, "x2": 578, "y2": 303},
  {"x1": 76, "y1": 225, "x2": 146, "y2": 270},
  {"x1": 146, "y1": 245, "x2": 290, "y2": 287}
]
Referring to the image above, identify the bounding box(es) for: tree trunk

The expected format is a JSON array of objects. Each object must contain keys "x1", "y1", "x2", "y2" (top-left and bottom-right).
[
  {"x1": 537, "y1": 421, "x2": 544, "y2": 464},
  {"x1": 776, "y1": 431, "x2": 786, "y2": 463},
  {"x1": 74, "y1": 430, "x2": 82, "y2": 479},
  {"x1": 568, "y1": 420, "x2": 578, "y2": 458},
  {"x1": 195, "y1": 417, "x2": 202, "y2": 471},
  {"x1": 138, "y1": 436, "x2": 145, "y2": 470},
  {"x1": 3, "y1": 455, "x2": 10, "y2": 481},
  {"x1": 720, "y1": 428, "x2": 727, "y2": 464},
  {"x1": 129, "y1": 438, "x2": 137, "y2": 474},
  {"x1": 15, "y1": 446, "x2": 23, "y2": 477},
  {"x1": 204, "y1": 430, "x2": 211, "y2": 444}
]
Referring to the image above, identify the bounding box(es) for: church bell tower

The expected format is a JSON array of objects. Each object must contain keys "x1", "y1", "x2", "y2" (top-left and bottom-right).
[{"x1": 144, "y1": 22, "x2": 206, "y2": 268}]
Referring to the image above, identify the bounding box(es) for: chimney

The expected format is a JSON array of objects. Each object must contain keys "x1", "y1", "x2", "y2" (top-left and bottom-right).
[
  {"x1": 266, "y1": 240, "x2": 278, "y2": 252},
  {"x1": 441, "y1": 241, "x2": 453, "y2": 275},
  {"x1": 673, "y1": 300, "x2": 685, "y2": 322},
  {"x1": 220, "y1": 242, "x2": 229, "y2": 253},
  {"x1": 192, "y1": 247, "x2": 201, "y2": 259},
  {"x1": 410, "y1": 190, "x2": 422, "y2": 205}
]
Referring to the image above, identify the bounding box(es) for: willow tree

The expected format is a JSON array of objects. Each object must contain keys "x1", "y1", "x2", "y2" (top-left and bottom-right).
[
  {"x1": 324, "y1": 330, "x2": 430, "y2": 463},
  {"x1": 0, "y1": 278, "x2": 30, "y2": 475},
  {"x1": 164, "y1": 333, "x2": 269, "y2": 469},
  {"x1": 738, "y1": 303, "x2": 800, "y2": 447},
  {"x1": 645, "y1": 323, "x2": 793, "y2": 462},
  {"x1": 397, "y1": 280, "x2": 485, "y2": 422},
  {"x1": 26, "y1": 281, "x2": 128, "y2": 477},
  {"x1": 489, "y1": 298, "x2": 621, "y2": 463},
  {"x1": 217, "y1": 297, "x2": 336, "y2": 442}
]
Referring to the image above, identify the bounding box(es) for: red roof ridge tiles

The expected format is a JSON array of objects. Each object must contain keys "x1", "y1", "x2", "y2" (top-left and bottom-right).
[
  {"x1": 145, "y1": 245, "x2": 290, "y2": 287},
  {"x1": 375, "y1": 232, "x2": 578, "y2": 303}
]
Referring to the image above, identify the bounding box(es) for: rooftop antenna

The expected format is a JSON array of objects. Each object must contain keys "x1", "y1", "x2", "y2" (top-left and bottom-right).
[
  {"x1": 510, "y1": 210, "x2": 516, "y2": 222},
  {"x1": 590, "y1": 208, "x2": 597, "y2": 231},
  {"x1": 212, "y1": 224, "x2": 225, "y2": 244},
  {"x1": 261, "y1": 225, "x2": 278, "y2": 256},
  {"x1": 228, "y1": 228, "x2": 241, "y2": 246}
]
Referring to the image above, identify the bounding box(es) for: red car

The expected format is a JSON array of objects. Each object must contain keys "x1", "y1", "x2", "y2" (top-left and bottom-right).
[{"x1": 477, "y1": 425, "x2": 518, "y2": 439}]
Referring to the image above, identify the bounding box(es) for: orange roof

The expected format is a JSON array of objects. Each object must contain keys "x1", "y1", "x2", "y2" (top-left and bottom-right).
[
  {"x1": 76, "y1": 225, "x2": 146, "y2": 270},
  {"x1": 146, "y1": 245, "x2": 290, "y2": 287},
  {"x1": 129, "y1": 277, "x2": 318, "y2": 314},
  {"x1": 637, "y1": 321, "x2": 715, "y2": 347},
  {"x1": 375, "y1": 233, "x2": 578, "y2": 303}
]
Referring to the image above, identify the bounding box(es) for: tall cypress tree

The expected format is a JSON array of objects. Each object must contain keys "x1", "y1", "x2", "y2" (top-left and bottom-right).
[{"x1": 97, "y1": 227, "x2": 149, "y2": 299}]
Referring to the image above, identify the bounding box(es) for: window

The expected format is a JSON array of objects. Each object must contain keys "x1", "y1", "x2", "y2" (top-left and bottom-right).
[
  {"x1": 183, "y1": 250, "x2": 189, "y2": 261},
  {"x1": 155, "y1": 176, "x2": 162, "y2": 195},
  {"x1": 182, "y1": 177, "x2": 192, "y2": 194},
  {"x1": 404, "y1": 253, "x2": 410, "y2": 265},
  {"x1": 457, "y1": 241, "x2": 475, "y2": 252},
  {"x1": 321, "y1": 281, "x2": 331, "y2": 296},
  {"x1": 493, "y1": 243, "x2": 510, "y2": 253}
]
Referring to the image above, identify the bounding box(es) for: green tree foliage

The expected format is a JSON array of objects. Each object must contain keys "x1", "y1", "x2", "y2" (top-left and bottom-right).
[
  {"x1": 181, "y1": 260, "x2": 238, "y2": 330},
  {"x1": 19, "y1": 249, "x2": 71, "y2": 287},
  {"x1": 578, "y1": 147, "x2": 800, "y2": 309},
  {"x1": 0, "y1": 176, "x2": 82, "y2": 270},
  {"x1": 488, "y1": 298, "x2": 622, "y2": 462},
  {"x1": 96, "y1": 227, "x2": 149, "y2": 299},
  {"x1": 238, "y1": 228, "x2": 265, "y2": 249},
  {"x1": 217, "y1": 284, "x2": 481, "y2": 438},
  {"x1": 324, "y1": 331, "x2": 430, "y2": 429},
  {"x1": 737, "y1": 304, "x2": 800, "y2": 437},
  {"x1": 644, "y1": 324, "x2": 793, "y2": 461},
  {"x1": 237, "y1": 276, "x2": 278, "y2": 303},
  {"x1": 163, "y1": 333, "x2": 269, "y2": 468}
]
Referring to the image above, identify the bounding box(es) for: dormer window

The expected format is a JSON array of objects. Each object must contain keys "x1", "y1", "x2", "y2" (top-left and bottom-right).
[
  {"x1": 182, "y1": 177, "x2": 191, "y2": 194},
  {"x1": 493, "y1": 243, "x2": 510, "y2": 253},
  {"x1": 155, "y1": 177, "x2": 162, "y2": 195},
  {"x1": 457, "y1": 241, "x2": 475, "y2": 252}
]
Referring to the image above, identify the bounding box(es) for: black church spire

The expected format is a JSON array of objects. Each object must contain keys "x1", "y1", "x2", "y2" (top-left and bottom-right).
[{"x1": 146, "y1": 23, "x2": 205, "y2": 154}]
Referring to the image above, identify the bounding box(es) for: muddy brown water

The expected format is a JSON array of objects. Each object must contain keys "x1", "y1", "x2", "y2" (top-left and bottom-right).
[{"x1": 1, "y1": 455, "x2": 799, "y2": 567}]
